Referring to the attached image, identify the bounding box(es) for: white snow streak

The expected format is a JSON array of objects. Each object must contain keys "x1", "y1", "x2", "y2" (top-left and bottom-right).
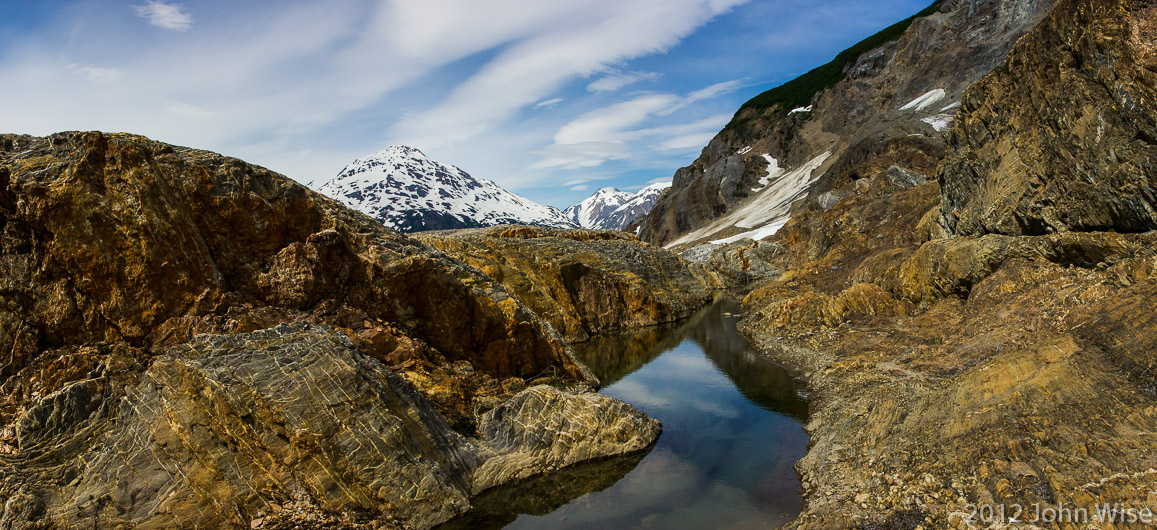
[
  {"x1": 900, "y1": 89, "x2": 947, "y2": 112},
  {"x1": 665, "y1": 151, "x2": 832, "y2": 248}
]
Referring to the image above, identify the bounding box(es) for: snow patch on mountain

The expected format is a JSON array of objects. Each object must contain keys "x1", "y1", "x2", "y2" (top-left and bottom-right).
[
  {"x1": 318, "y1": 146, "x2": 577, "y2": 233},
  {"x1": 922, "y1": 114, "x2": 955, "y2": 132},
  {"x1": 752, "y1": 155, "x2": 785, "y2": 192},
  {"x1": 900, "y1": 89, "x2": 947, "y2": 112},
  {"x1": 666, "y1": 151, "x2": 832, "y2": 248}
]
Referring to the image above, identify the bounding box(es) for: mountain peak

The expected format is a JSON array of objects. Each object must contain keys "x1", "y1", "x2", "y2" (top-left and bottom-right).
[
  {"x1": 564, "y1": 182, "x2": 670, "y2": 230},
  {"x1": 318, "y1": 148, "x2": 577, "y2": 233}
]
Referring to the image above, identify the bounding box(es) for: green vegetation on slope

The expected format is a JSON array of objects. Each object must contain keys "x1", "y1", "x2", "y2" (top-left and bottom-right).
[{"x1": 726, "y1": 0, "x2": 944, "y2": 128}]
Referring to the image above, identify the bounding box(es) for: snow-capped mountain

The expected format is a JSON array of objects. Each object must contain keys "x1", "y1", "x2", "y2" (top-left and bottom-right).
[
  {"x1": 318, "y1": 146, "x2": 577, "y2": 233},
  {"x1": 564, "y1": 182, "x2": 671, "y2": 231},
  {"x1": 563, "y1": 188, "x2": 633, "y2": 228}
]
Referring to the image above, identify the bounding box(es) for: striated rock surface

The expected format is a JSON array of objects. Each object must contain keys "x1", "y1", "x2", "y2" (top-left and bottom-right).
[
  {"x1": 712, "y1": 1, "x2": 1157, "y2": 528},
  {"x1": 0, "y1": 132, "x2": 659, "y2": 529},
  {"x1": 15, "y1": 324, "x2": 657, "y2": 530},
  {"x1": 472, "y1": 385, "x2": 660, "y2": 493},
  {"x1": 417, "y1": 226, "x2": 710, "y2": 343},
  {"x1": 941, "y1": 0, "x2": 1157, "y2": 236}
]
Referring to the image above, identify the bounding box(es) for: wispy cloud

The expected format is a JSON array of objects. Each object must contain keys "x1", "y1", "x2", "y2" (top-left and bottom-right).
[
  {"x1": 534, "y1": 86, "x2": 736, "y2": 169},
  {"x1": 134, "y1": 1, "x2": 193, "y2": 31},
  {"x1": 66, "y1": 64, "x2": 122, "y2": 83},
  {"x1": 535, "y1": 98, "x2": 564, "y2": 108},
  {"x1": 587, "y1": 70, "x2": 659, "y2": 93},
  {"x1": 387, "y1": 0, "x2": 748, "y2": 151},
  {"x1": 569, "y1": 184, "x2": 590, "y2": 191}
]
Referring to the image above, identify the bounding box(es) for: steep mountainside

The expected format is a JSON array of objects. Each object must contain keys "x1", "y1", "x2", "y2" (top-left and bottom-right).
[
  {"x1": 0, "y1": 132, "x2": 659, "y2": 529},
  {"x1": 564, "y1": 182, "x2": 670, "y2": 231},
  {"x1": 638, "y1": 0, "x2": 1055, "y2": 247},
  {"x1": 319, "y1": 146, "x2": 577, "y2": 233},
  {"x1": 672, "y1": 0, "x2": 1157, "y2": 527}
]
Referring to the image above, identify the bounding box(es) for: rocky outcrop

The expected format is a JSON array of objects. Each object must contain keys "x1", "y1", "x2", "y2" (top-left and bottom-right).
[
  {"x1": 417, "y1": 226, "x2": 710, "y2": 343},
  {"x1": 11, "y1": 324, "x2": 657, "y2": 530},
  {"x1": 722, "y1": 1, "x2": 1157, "y2": 527},
  {"x1": 941, "y1": 0, "x2": 1157, "y2": 236},
  {"x1": 638, "y1": 0, "x2": 1055, "y2": 246},
  {"x1": 0, "y1": 132, "x2": 658, "y2": 529},
  {"x1": 678, "y1": 239, "x2": 785, "y2": 291}
]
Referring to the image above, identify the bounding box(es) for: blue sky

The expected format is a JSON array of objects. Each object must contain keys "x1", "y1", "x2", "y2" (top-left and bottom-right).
[{"x1": 0, "y1": 0, "x2": 931, "y2": 208}]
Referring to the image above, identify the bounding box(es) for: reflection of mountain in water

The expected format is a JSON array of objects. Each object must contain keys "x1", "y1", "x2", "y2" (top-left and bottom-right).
[
  {"x1": 575, "y1": 298, "x2": 808, "y2": 419},
  {"x1": 687, "y1": 299, "x2": 809, "y2": 420},
  {"x1": 434, "y1": 449, "x2": 650, "y2": 530},
  {"x1": 571, "y1": 320, "x2": 684, "y2": 386}
]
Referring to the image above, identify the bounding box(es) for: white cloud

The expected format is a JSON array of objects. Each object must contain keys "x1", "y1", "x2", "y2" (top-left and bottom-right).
[
  {"x1": 533, "y1": 141, "x2": 631, "y2": 169},
  {"x1": 659, "y1": 132, "x2": 717, "y2": 150},
  {"x1": 570, "y1": 185, "x2": 590, "y2": 191},
  {"x1": 387, "y1": 0, "x2": 748, "y2": 150},
  {"x1": 656, "y1": 79, "x2": 744, "y2": 116},
  {"x1": 587, "y1": 70, "x2": 659, "y2": 93},
  {"x1": 555, "y1": 94, "x2": 679, "y2": 145},
  {"x1": 66, "y1": 64, "x2": 122, "y2": 83},
  {"x1": 134, "y1": 1, "x2": 193, "y2": 31},
  {"x1": 534, "y1": 87, "x2": 735, "y2": 168},
  {"x1": 535, "y1": 98, "x2": 564, "y2": 108}
]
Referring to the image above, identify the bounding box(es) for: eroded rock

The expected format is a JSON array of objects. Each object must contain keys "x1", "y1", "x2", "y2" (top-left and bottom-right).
[{"x1": 417, "y1": 226, "x2": 710, "y2": 342}]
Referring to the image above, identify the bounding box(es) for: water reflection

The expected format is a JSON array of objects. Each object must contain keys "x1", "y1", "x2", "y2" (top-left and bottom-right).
[{"x1": 439, "y1": 298, "x2": 809, "y2": 530}]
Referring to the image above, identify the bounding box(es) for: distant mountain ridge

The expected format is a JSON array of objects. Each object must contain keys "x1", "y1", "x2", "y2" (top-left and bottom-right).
[
  {"x1": 565, "y1": 183, "x2": 670, "y2": 231},
  {"x1": 318, "y1": 146, "x2": 577, "y2": 233}
]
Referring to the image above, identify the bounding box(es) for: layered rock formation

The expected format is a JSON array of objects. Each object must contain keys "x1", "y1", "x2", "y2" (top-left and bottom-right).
[
  {"x1": 940, "y1": 0, "x2": 1157, "y2": 236},
  {"x1": 417, "y1": 226, "x2": 711, "y2": 343},
  {"x1": 0, "y1": 132, "x2": 659, "y2": 529},
  {"x1": 696, "y1": 0, "x2": 1157, "y2": 527}
]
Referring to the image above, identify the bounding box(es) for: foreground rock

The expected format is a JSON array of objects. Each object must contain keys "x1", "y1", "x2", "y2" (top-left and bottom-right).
[
  {"x1": 36, "y1": 324, "x2": 657, "y2": 529},
  {"x1": 678, "y1": 239, "x2": 785, "y2": 291},
  {"x1": 417, "y1": 226, "x2": 710, "y2": 342},
  {"x1": 0, "y1": 132, "x2": 657, "y2": 529}
]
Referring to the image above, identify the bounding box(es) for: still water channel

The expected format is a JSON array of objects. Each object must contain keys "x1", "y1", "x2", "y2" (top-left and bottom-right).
[{"x1": 443, "y1": 298, "x2": 809, "y2": 529}]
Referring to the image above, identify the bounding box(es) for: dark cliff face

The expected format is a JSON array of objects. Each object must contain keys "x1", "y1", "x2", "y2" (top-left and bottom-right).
[
  {"x1": 0, "y1": 132, "x2": 668, "y2": 529},
  {"x1": 940, "y1": 0, "x2": 1157, "y2": 236},
  {"x1": 637, "y1": 0, "x2": 1055, "y2": 247}
]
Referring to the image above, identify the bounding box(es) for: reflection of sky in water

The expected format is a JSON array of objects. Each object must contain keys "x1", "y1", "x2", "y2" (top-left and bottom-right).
[{"x1": 500, "y1": 302, "x2": 808, "y2": 530}]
